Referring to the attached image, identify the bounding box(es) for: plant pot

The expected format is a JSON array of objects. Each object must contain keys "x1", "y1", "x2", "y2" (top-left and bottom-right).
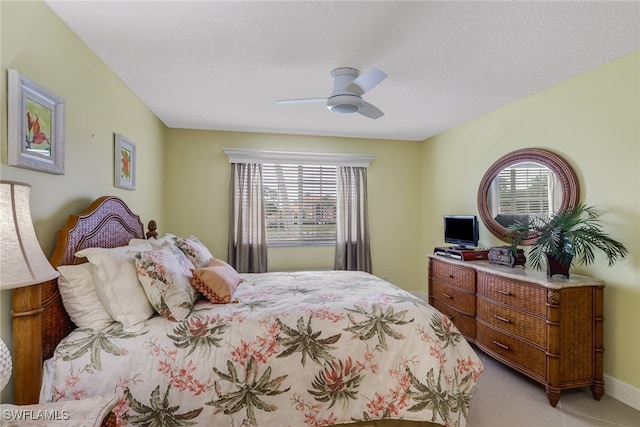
[{"x1": 545, "y1": 253, "x2": 572, "y2": 278}]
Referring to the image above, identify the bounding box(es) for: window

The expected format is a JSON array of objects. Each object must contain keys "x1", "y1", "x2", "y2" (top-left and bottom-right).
[
  {"x1": 223, "y1": 148, "x2": 375, "y2": 247},
  {"x1": 263, "y1": 164, "x2": 337, "y2": 245}
]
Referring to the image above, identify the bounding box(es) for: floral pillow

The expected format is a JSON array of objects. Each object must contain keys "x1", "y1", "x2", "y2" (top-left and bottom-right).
[
  {"x1": 134, "y1": 245, "x2": 198, "y2": 321},
  {"x1": 171, "y1": 235, "x2": 213, "y2": 268},
  {"x1": 191, "y1": 258, "x2": 243, "y2": 304}
]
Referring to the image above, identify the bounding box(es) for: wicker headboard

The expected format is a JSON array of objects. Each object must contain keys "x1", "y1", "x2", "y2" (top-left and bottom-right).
[{"x1": 12, "y1": 196, "x2": 155, "y2": 404}]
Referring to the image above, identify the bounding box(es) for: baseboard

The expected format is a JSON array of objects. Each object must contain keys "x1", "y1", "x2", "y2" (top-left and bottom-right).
[{"x1": 605, "y1": 374, "x2": 640, "y2": 411}]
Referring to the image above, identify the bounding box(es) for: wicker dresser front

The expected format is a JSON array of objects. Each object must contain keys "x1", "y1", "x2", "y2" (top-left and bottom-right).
[
  {"x1": 476, "y1": 272, "x2": 550, "y2": 384},
  {"x1": 428, "y1": 256, "x2": 605, "y2": 407},
  {"x1": 429, "y1": 259, "x2": 477, "y2": 340}
]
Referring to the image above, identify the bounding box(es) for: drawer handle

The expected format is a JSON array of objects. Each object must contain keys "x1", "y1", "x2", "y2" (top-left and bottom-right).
[
  {"x1": 493, "y1": 340, "x2": 510, "y2": 351},
  {"x1": 496, "y1": 289, "x2": 512, "y2": 296},
  {"x1": 493, "y1": 314, "x2": 511, "y2": 323},
  {"x1": 443, "y1": 293, "x2": 453, "y2": 299}
]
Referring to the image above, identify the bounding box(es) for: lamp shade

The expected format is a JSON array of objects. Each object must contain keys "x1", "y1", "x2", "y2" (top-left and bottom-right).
[{"x1": 0, "y1": 181, "x2": 59, "y2": 289}]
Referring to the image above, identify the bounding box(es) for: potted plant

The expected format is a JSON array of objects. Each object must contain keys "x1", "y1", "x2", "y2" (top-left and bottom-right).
[{"x1": 505, "y1": 203, "x2": 628, "y2": 278}]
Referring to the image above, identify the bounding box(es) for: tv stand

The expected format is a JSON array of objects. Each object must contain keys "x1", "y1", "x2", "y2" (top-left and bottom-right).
[{"x1": 434, "y1": 247, "x2": 489, "y2": 261}]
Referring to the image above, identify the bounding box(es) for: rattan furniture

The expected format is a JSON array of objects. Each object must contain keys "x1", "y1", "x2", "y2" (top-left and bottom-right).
[
  {"x1": 429, "y1": 259, "x2": 476, "y2": 341},
  {"x1": 428, "y1": 255, "x2": 605, "y2": 407}
]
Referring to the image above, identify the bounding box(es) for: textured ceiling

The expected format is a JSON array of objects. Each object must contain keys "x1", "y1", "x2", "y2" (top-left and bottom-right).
[{"x1": 45, "y1": 1, "x2": 640, "y2": 141}]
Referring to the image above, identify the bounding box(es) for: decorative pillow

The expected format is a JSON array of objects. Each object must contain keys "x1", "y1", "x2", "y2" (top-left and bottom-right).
[
  {"x1": 75, "y1": 242, "x2": 155, "y2": 329},
  {"x1": 57, "y1": 263, "x2": 114, "y2": 329},
  {"x1": 191, "y1": 258, "x2": 242, "y2": 304},
  {"x1": 134, "y1": 246, "x2": 198, "y2": 321},
  {"x1": 172, "y1": 235, "x2": 213, "y2": 268}
]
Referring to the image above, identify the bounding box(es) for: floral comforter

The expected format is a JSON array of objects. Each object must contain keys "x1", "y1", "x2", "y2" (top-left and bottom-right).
[{"x1": 42, "y1": 271, "x2": 483, "y2": 427}]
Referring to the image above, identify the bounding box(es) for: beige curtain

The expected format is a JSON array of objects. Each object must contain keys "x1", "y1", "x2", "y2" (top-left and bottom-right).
[
  {"x1": 335, "y1": 166, "x2": 372, "y2": 273},
  {"x1": 228, "y1": 163, "x2": 267, "y2": 273}
]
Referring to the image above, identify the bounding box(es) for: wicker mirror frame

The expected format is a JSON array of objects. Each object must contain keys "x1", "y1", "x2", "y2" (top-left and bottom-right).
[{"x1": 477, "y1": 148, "x2": 580, "y2": 245}]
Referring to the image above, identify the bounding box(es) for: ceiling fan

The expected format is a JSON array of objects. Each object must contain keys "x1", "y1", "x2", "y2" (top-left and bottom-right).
[{"x1": 276, "y1": 67, "x2": 388, "y2": 119}]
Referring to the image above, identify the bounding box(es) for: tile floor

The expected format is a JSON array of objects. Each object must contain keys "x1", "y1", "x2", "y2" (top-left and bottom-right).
[{"x1": 467, "y1": 346, "x2": 640, "y2": 427}]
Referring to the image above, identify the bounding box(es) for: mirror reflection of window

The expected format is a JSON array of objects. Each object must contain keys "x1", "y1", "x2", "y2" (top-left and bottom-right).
[{"x1": 488, "y1": 162, "x2": 562, "y2": 226}]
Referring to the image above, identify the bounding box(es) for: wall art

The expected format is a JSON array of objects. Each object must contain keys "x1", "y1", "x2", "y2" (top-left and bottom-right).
[
  {"x1": 8, "y1": 69, "x2": 65, "y2": 174},
  {"x1": 114, "y1": 133, "x2": 136, "y2": 190}
]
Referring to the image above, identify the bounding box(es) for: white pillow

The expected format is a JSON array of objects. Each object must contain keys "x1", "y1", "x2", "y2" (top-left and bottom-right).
[
  {"x1": 57, "y1": 263, "x2": 114, "y2": 329},
  {"x1": 129, "y1": 234, "x2": 176, "y2": 250},
  {"x1": 76, "y1": 242, "x2": 155, "y2": 329},
  {"x1": 134, "y1": 246, "x2": 198, "y2": 321}
]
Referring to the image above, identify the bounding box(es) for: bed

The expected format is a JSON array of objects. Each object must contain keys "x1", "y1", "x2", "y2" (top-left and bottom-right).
[{"x1": 12, "y1": 196, "x2": 482, "y2": 427}]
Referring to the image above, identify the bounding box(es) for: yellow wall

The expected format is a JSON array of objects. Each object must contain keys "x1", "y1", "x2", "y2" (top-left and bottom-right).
[
  {"x1": 164, "y1": 129, "x2": 423, "y2": 289},
  {"x1": 2, "y1": 0, "x2": 639, "y2": 406},
  {"x1": 0, "y1": 1, "x2": 167, "y2": 402},
  {"x1": 421, "y1": 51, "x2": 640, "y2": 389}
]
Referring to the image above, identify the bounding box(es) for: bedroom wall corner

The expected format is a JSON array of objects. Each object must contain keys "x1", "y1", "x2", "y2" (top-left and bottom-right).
[{"x1": 0, "y1": 0, "x2": 168, "y2": 403}]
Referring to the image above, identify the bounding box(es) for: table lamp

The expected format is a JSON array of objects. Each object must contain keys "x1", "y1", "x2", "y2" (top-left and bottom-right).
[{"x1": 0, "y1": 181, "x2": 59, "y2": 392}]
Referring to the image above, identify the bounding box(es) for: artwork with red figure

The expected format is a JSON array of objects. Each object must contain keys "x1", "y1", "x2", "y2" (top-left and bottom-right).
[{"x1": 25, "y1": 101, "x2": 52, "y2": 155}]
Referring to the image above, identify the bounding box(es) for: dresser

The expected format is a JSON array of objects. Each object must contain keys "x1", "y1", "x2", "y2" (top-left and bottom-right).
[{"x1": 428, "y1": 255, "x2": 605, "y2": 407}]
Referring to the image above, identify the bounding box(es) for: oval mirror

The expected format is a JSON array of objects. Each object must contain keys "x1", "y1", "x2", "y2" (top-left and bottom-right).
[{"x1": 477, "y1": 148, "x2": 579, "y2": 245}]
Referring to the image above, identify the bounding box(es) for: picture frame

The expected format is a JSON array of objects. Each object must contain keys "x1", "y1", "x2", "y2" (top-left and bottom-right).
[
  {"x1": 7, "y1": 69, "x2": 65, "y2": 175},
  {"x1": 114, "y1": 133, "x2": 136, "y2": 190}
]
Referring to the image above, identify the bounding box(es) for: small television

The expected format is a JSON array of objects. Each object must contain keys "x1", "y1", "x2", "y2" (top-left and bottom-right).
[{"x1": 443, "y1": 215, "x2": 479, "y2": 249}]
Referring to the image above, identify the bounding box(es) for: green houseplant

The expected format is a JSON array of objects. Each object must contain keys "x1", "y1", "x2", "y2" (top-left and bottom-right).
[{"x1": 505, "y1": 203, "x2": 628, "y2": 278}]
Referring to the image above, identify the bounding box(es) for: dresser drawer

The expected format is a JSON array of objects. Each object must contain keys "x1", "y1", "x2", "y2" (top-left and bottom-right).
[
  {"x1": 431, "y1": 299, "x2": 476, "y2": 340},
  {"x1": 477, "y1": 272, "x2": 547, "y2": 316},
  {"x1": 431, "y1": 280, "x2": 475, "y2": 315},
  {"x1": 477, "y1": 297, "x2": 546, "y2": 348},
  {"x1": 477, "y1": 322, "x2": 546, "y2": 379},
  {"x1": 430, "y1": 260, "x2": 475, "y2": 292}
]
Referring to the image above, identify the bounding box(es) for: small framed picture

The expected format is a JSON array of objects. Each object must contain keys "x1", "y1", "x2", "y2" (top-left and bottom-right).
[
  {"x1": 7, "y1": 69, "x2": 65, "y2": 174},
  {"x1": 114, "y1": 133, "x2": 136, "y2": 190}
]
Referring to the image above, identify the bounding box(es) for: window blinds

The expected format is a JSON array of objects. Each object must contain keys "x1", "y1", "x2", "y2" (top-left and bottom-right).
[{"x1": 262, "y1": 164, "x2": 337, "y2": 244}]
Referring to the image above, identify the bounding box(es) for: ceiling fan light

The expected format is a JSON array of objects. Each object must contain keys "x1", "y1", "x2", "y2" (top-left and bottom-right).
[
  {"x1": 330, "y1": 104, "x2": 359, "y2": 114},
  {"x1": 327, "y1": 94, "x2": 363, "y2": 114}
]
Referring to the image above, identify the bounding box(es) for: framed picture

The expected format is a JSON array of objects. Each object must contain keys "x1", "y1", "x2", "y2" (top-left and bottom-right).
[
  {"x1": 114, "y1": 133, "x2": 136, "y2": 190},
  {"x1": 7, "y1": 69, "x2": 65, "y2": 174}
]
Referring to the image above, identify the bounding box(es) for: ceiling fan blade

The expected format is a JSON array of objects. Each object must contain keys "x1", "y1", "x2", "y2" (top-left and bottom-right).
[
  {"x1": 359, "y1": 101, "x2": 384, "y2": 119},
  {"x1": 276, "y1": 98, "x2": 327, "y2": 105},
  {"x1": 346, "y1": 68, "x2": 387, "y2": 95}
]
